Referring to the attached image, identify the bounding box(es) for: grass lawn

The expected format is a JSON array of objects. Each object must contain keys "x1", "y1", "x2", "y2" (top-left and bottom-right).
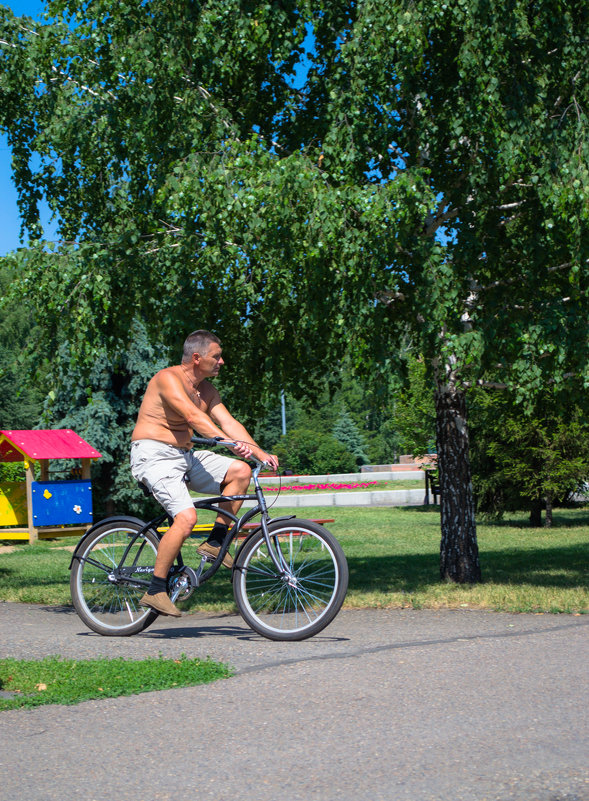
[
  {"x1": 326, "y1": 505, "x2": 589, "y2": 614},
  {"x1": 1, "y1": 505, "x2": 587, "y2": 614},
  {"x1": 0, "y1": 654, "x2": 232, "y2": 711}
]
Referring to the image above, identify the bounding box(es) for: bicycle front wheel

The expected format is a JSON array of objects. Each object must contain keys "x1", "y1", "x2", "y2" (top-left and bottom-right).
[
  {"x1": 70, "y1": 520, "x2": 159, "y2": 636},
  {"x1": 233, "y1": 519, "x2": 348, "y2": 641}
]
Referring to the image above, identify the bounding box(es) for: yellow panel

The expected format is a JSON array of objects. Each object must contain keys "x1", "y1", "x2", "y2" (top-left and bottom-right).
[
  {"x1": 0, "y1": 526, "x2": 88, "y2": 542},
  {"x1": 0, "y1": 482, "x2": 28, "y2": 527},
  {"x1": 0, "y1": 529, "x2": 29, "y2": 540}
]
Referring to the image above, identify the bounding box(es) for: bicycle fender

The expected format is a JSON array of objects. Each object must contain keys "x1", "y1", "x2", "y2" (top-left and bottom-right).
[{"x1": 68, "y1": 515, "x2": 153, "y2": 570}]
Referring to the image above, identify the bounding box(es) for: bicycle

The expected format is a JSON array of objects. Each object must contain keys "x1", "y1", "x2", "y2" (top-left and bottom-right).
[{"x1": 69, "y1": 436, "x2": 349, "y2": 641}]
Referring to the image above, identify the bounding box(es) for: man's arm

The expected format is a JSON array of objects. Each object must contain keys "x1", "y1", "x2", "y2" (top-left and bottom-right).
[
  {"x1": 210, "y1": 401, "x2": 280, "y2": 471},
  {"x1": 157, "y1": 371, "x2": 252, "y2": 458}
]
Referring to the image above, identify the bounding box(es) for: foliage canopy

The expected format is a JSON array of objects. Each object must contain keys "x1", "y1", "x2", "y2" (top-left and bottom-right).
[{"x1": 3, "y1": 1, "x2": 585, "y2": 396}]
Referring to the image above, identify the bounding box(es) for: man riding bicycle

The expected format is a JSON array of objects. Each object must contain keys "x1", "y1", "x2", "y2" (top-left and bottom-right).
[{"x1": 130, "y1": 329, "x2": 279, "y2": 618}]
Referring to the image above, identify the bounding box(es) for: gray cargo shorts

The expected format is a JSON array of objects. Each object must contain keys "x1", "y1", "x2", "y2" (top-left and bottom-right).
[{"x1": 130, "y1": 439, "x2": 235, "y2": 518}]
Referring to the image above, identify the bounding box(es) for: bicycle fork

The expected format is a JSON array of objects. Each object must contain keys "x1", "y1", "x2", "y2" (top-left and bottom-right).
[{"x1": 258, "y1": 516, "x2": 297, "y2": 584}]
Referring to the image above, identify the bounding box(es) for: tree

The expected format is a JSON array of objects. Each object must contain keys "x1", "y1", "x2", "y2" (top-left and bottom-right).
[
  {"x1": 0, "y1": 256, "x2": 44, "y2": 430},
  {"x1": 253, "y1": 372, "x2": 401, "y2": 466},
  {"x1": 469, "y1": 388, "x2": 589, "y2": 526},
  {"x1": 272, "y1": 428, "x2": 356, "y2": 475},
  {"x1": 0, "y1": 0, "x2": 316, "y2": 376},
  {"x1": 42, "y1": 320, "x2": 168, "y2": 517},
  {"x1": 2, "y1": 0, "x2": 588, "y2": 583},
  {"x1": 294, "y1": 0, "x2": 589, "y2": 582},
  {"x1": 332, "y1": 409, "x2": 369, "y2": 467},
  {"x1": 390, "y1": 356, "x2": 437, "y2": 460}
]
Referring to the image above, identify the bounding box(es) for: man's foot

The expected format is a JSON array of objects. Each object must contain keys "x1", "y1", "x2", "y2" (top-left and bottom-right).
[
  {"x1": 139, "y1": 592, "x2": 181, "y2": 617},
  {"x1": 197, "y1": 541, "x2": 233, "y2": 569}
]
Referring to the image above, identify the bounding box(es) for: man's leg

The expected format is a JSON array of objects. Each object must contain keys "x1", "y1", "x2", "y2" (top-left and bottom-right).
[
  {"x1": 198, "y1": 460, "x2": 252, "y2": 568},
  {"x1": 154, "y1": 507, "x2": 198, "y2": 577},
  {"x1": 140, "y1": 506, "x2": 197, "y2": 617},
  {"x1": 131, "y1": 442, "x2": 199, "y2": 616},
  {"x1": 217, "y1": 458, "x2": 252, "y2": 523}
]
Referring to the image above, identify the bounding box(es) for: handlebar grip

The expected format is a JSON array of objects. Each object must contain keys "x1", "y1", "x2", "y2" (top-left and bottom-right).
[{"x1": 190, "y1": 435, "x2": 225, "y2": 447}]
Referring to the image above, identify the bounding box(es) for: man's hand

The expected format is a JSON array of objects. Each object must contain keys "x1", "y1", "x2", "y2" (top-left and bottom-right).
[
  {"x1": 259, "y1": 451, "x2": 280, "y2": 471},
  {"x1": 230, "y1": 441, "x2": 253, "y2": 460}
]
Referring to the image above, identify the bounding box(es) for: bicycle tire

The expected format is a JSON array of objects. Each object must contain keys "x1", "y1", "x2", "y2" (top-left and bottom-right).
[
  {"x1": 70, "y1": 519, "x2": 160, "y2": 636},
  {"x1": 233, "y1": 519, "x2": 348, "y2": 641}
]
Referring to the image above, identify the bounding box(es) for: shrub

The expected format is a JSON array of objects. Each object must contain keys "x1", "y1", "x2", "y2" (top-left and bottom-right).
[{"x1": 272, "y1": 428, "x2": 356, "y2": 474}]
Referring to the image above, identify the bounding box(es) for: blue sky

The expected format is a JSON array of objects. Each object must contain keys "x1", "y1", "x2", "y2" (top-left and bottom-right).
[{"x1": 1, "y1": 0, "x2": 53, "y2": 256}]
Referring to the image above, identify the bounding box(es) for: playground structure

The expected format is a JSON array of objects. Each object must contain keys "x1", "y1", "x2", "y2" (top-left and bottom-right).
[{"x1": 0, "y1": 429, "x2": 102, "y2": 544}]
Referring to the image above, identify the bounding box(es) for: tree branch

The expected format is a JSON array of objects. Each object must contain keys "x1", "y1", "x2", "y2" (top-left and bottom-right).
[
  {"x1": 473, "y1": 262, "x2": 573, "y2": 293},
  {"x1": 423, "y1": 202, "x2": 459, "y2": 237}
]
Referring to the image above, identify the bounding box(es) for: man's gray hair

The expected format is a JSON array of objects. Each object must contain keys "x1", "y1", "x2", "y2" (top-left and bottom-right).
[{"x1": 182, "y1": 330, "x2": 221, "y2": 363}]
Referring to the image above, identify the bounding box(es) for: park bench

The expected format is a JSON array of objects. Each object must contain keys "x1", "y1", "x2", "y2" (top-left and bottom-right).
[
  {"x1": 157, "y1": 519, "x2": 335, "y2": 537},
  {"x1": 424, "y1": 469, "x2": 440, "y2": 505}
]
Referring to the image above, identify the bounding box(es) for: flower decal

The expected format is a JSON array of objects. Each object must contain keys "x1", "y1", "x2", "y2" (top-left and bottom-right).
[{"x1": 73, "y1": 505, "x2": 82, "y2": 514}]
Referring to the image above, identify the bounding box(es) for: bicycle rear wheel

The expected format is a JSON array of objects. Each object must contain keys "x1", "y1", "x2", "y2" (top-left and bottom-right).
[
  {"x1": 70, "y1": 520, "x2": 159, "y2": 636},
  {"x1": 233, "y1": 519, "x2": 348, "y2": 641}
]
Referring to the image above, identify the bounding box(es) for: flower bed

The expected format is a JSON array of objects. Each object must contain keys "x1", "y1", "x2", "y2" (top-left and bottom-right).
[{"x1": 262, "y1": 481, "x2": 378, "y2": 492}]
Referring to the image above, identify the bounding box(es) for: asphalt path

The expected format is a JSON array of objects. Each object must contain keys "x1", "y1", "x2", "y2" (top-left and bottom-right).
[{"x1": 0, "y1": 602, "x2": 587, "y2": 801}]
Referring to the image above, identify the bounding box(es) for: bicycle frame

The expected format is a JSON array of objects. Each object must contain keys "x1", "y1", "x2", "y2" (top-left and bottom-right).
[
  {"x1": 189, "y1": 458, "x2": 293, "y2": 575},
  {"x1": 69, "y1": 454, "x2": 293, "y2": 584}
]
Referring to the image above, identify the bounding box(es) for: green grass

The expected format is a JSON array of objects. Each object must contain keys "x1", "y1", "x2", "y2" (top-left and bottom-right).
[
  {"x1": 0, "y1": 653, "x2": 232, "y2": 711},
  {"x1": 0, "y1": 506, "x2": 587, "y2": 614},
  {"x1": 324, "y1": 505, "x2": 589, "y2": 614},
  {"x1": 0, "y1": 538, "x2": 80, "y2": 605}
]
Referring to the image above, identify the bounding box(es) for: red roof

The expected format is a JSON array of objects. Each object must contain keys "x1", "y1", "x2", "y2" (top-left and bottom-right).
[{"x1": 0, "y1": 430, "x2": 102, "y2": 462}]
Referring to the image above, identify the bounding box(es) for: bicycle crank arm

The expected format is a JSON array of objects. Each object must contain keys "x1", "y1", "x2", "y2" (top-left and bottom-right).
[{"x1": 168, "y1": 566, "x2": 200, "y2": 602}]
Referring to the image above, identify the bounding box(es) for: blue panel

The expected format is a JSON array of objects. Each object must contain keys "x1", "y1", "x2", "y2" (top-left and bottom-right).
[{"x1": 31, "y1": 480, "x2": 93, "y2": 526}]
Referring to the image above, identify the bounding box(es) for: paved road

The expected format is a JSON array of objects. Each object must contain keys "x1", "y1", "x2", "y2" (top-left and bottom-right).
[{"x1": 0, "y1": 602, "x2": 587, "y2": 801}]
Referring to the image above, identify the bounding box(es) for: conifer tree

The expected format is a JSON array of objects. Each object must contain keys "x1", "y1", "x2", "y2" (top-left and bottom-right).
[{"x1": 332, "y1": 409, "x2": 369, "y2": 467}]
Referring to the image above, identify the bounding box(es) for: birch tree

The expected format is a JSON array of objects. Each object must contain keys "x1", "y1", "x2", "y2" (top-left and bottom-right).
[{"x1": 1, "y1": 0, "x2": 587, "y2": 581}]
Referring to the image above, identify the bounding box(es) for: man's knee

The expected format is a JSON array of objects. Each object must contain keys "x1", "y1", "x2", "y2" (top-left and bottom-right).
[
  {"x1": 174, "y1": 506, "x2": 198, "y2": 537},
  {"x1": 224, "y1": 460, "x2": 252, "y2": 488}
]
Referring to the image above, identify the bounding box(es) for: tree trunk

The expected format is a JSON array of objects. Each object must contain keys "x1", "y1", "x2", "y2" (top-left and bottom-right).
[
  {"x1": 435, "y1": 380, "x2": 481, "y2": 583},
  {"x1": 529, "y1": 498, "x2": 543, "y2": 526},
  {"x1": 544, "y1": 492, "x2": 553, "y2": 528}
]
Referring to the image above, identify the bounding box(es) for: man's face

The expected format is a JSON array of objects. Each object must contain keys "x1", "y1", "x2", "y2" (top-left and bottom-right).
[{"x1": 196, "y1": 342, "x2": 224, "y2": 378}]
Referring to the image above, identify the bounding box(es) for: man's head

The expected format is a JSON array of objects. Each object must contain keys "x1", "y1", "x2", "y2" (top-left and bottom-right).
[{"x1": 181, "y1": 330, "x2": 221, "y2": 364}]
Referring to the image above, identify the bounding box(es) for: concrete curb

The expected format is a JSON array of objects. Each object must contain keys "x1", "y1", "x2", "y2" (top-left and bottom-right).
[{"x1": 243, "y1": 488, "x2": 426, "y2": 508}]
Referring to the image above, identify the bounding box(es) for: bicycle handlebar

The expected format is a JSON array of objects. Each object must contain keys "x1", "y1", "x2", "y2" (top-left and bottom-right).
[
  {"x1": 190, "y1": 435, "x2": 269, "y2": 468},
  {"x1": 190, "y1": 435, "x2": 227, "y2": 448}
]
